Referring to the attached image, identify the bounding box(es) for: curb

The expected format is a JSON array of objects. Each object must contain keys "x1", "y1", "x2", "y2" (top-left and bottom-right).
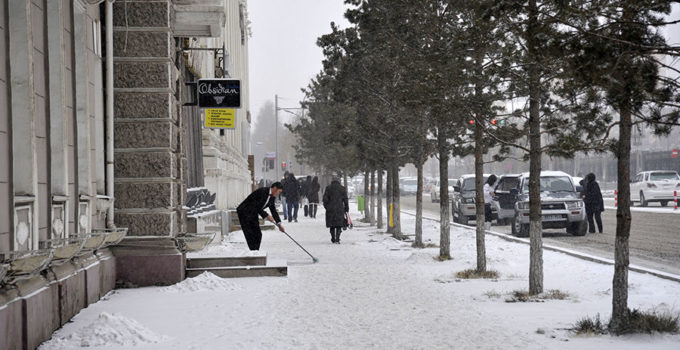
[{"x1": 401, "y1": 210, "x2": 680, "y2": 284}]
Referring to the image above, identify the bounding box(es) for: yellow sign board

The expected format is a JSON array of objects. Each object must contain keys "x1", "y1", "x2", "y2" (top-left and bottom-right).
[{"x1": 204, "y1": 108, "x2": 236, "y2": 129}]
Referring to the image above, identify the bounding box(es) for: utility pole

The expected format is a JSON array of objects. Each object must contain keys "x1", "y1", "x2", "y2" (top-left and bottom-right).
[{"x1": 275, "y1": 94, "x2": 279, "y2": 181}]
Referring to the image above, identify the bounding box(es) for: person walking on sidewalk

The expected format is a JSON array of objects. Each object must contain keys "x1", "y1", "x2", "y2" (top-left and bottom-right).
[
  {"x1": 323, "y1": 177, "x2": 349, "y2": 244},
  {"x1": 236, "y1": 182, "x2": 285, "y2": 250},
  {"x1": 483, "y1": 175, "x2": 497, "y2": 230},
  {"x1": 280, "y1": 171, "x2": 290, "y2": 221},
  {"x1": 284, "y1": 173, "x2": 301, "y2": 222},
  {"x1": 308, "y1": 176, "x2": 321, "y2": 218},
  {"x1": 583, "y1": 172, "x2": 604, "y2": 233}
]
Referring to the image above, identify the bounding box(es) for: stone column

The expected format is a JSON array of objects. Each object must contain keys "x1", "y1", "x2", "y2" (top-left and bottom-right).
[{"x1": 111, "y1": 0, "x2": 185, "y2": 286}]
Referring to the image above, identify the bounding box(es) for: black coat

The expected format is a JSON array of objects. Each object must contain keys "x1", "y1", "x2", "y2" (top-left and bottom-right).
[
  {"x1": 584, "y1": 180, "x2": 604, "y2": 212},
  {"x1": 236, "y1": 187, "x2": 281, "y2": 223},
  {"x1": 323, "y1": 181, "x2": 349, "y2": 227},
  {"x1": 283, "y1": 177, "x2": 300, "y2": 202},
  {"x1": 308, "y1": 182, "x2": 321, "y2": 204}
]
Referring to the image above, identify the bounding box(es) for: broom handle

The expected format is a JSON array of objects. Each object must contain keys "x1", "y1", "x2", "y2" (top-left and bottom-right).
[{"x1": 281, "y1": 230, "x2": 316, "y2": 260}]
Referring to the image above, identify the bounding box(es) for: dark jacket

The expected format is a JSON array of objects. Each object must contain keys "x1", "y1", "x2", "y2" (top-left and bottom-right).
[
  {"x1": 283, "y1": 177, "x2": 300, "y2": 202},
  {"x1": 308, "y1": 181, "x2": 321, "y2": 204},
  {"x1": 584, "y1": 177, "x2": 604, "y2": 212},
  {"x1": 299, "y1": 180, "x2": 309, "y2": 199},
  {"x1": 236, "y1": 187, "x2": 281, "y2": 223},
  {"x1": 323, "y1": 180, "x2": 349, "y2": 227}
]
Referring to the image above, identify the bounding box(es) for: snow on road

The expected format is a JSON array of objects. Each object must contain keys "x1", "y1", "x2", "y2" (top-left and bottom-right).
[{"x1": 39, "y1": 207, "x2": 680, "y2": 350}]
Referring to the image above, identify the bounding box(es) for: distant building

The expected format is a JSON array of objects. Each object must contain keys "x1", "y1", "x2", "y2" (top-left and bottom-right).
[{"x1": 0, "y1": 1, "x2": 253, "y2": 349}]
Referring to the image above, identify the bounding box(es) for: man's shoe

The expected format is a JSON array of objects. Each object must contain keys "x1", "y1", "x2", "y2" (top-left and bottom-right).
[{"x1": 294, "y1": 218, "x2": 298, "y2": 222}]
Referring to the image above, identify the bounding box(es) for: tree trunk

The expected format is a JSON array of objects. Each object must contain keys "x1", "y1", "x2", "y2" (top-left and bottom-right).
[
  {"x1": 386, "y1": 167, "x2": 393, "y2": 234},
  {"x1": 391, "y1": 163, "x2": 402, "y2": 238},
  {"x1": 414, "y1": 159, "x2": 424, "y2": 248},
  {"x1": 438, "y1": 128, "x2": 451, "y2": 259},
  {"x1": 370, "y1": 170, "x2": 376, "y2": 225},
  {"x1": 363, "y1": 170, "x2": 371, "y2": 222},
  {"x1": 611, "y1": 9, "x2": 634, "y2": 324},
  {"x1": 377, "y1": 169, "x2": 384, "y2": 229},
  {"x1": 474, "y1": 39, "x2": 486, "y2": 273},
  {"x1": 527, "y1": 0, "x2": 543, "y2": 295},
  {"x1": 474, "y1": 110, "x2": 486, "y2": 272}
]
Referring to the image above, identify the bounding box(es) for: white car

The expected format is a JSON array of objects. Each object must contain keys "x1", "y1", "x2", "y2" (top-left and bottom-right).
[
  {"x1": 430, "y1": 178, "x2": 455, "y2": 203},
  {"x1": 630, "y1": 170, "x2": 680, "y2": 207}
]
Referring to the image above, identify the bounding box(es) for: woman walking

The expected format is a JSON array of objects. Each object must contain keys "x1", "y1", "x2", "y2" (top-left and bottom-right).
[
  {"x1": 308, "y1": 176, "x2": 321, "y2": 218},
  {"x1": 323, "y1": 177, "x2": 349, "y2": 244},
  {"x1": 584, "y1": 173, "x2": 604, "y2": 233}
]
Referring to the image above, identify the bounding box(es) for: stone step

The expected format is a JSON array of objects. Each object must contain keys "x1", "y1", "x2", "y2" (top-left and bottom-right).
[
  {"x1": 186, "y1": 255, "x2": 266, "y2": 268},
  {"x1": 186, "y1": 264, "x2": 287, "y2": 278}
]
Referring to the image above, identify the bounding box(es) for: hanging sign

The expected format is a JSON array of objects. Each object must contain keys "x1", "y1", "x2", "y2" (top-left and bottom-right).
[
  {"x1": 204, "y1": 109, "x2": 236, "y2": 129},
  {"x1": 197, "y1": 79, "x2": 241, "y2": 108}
]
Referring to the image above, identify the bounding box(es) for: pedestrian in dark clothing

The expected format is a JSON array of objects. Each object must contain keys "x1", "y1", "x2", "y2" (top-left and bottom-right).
[
  {"x1": 583, "y1": 173, "x2": 604, "y2": 233},
  {"x1": 281, "y1": 171, "x2": 290, "y2": 220},
  {"x1": 283, "y1": 173, "x2": 300, "y2": 222},
  {"x1": 301, "y1": 175, "x2": 312, "y2": 217},
  {"x1": 323, "y1": 178, "x2": 349, "y2": 244},
  {"x1": 236, "y1": 182, "x2": 285, "y2": 250},
  {"x1": 309, "y1": 176, "x2": 321, "y2": 218}
]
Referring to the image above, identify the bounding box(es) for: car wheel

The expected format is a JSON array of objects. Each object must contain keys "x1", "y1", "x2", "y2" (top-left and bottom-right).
[
  {"x1": 640, "y1": 192, "x2": 648, "y2": 207},
  {"x1": 459, "y1": 211, "x2": 469, "y2": 225},
  {"x1": 518, "y1": 223, "x2": 530, "y2": 237},
  {"x1": 569, "y1": 220, "x2": 587, "y2": 236},
  {"x1": 660, "y1": 200, "x2": 668, "y2": 207}
]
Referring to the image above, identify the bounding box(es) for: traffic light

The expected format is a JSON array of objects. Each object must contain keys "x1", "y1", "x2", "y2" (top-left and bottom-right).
[
  {"x1": 468, "y1": 119, "x2": 475, "y2": 125},
  {"x1": 491, "y1": 119, "x2": 497, "y2": 126},
  {"x1": 490, "y1": 119, "x2": 506, "y2": 126},
  {"x1": 282, "y1": 161, "x2": 286, "y2": 170},
  {"x1": 268, "y1": 159, "x2": 274, "y2": 169}
]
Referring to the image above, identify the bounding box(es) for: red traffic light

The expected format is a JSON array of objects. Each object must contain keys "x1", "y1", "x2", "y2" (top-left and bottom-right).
[
  {"x1": 468, "y1": 119, "x2": 475, "y2": 125},
  {"x1": 491, "y1": 119, "x2": 497, "y2": 125}
]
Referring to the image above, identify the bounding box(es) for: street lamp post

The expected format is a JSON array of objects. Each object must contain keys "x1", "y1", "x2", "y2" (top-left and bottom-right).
[{"x1": 274, "y1": 94, "x2": 307, "y2": 180}]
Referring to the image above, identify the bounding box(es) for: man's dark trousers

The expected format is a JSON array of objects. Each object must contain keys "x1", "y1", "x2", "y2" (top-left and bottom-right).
[{"x1": 237, "y1": 210, "x2": 263, "y2": 250}]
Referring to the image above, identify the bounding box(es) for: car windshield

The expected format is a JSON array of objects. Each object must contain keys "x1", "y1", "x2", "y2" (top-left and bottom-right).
[
  {"x1": 496, "y1": 177, "x2": 520, "y2": 191},
  {"x1": 523, "y1": 176, "x2": 574, "y2": 192},
  {"x1": 649, "y1": 172, "x2": 680, "y2": 181},
  {"x1": 461, "y1": 178, "x2": 483, "y2": 191},
  {"x1": 404, "y1": 179, "x2": 417, "y2": 186}
]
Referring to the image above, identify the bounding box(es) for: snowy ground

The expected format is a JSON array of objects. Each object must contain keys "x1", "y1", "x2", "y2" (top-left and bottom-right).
[{"x1": 39, "y1": 207, "x2": 680, "y2": 350}]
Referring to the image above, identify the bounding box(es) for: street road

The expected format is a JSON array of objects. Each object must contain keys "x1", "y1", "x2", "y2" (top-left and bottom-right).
[{"x1": 397, "y1": 194, "x2": 680, "y2": 276}]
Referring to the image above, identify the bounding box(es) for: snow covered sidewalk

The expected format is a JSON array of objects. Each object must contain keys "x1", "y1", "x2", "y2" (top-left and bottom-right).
[{"x1": 39, "y1": 208, "x2": 680, "y2": 349}]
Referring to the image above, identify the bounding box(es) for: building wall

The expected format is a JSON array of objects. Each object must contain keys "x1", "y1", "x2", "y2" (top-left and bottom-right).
[
  {"x1": 0, "y1": 2, "x2": 115, "y2": 349},
  {"x1": 0, "y1": 0, "x2": 11, "y2": 249}
]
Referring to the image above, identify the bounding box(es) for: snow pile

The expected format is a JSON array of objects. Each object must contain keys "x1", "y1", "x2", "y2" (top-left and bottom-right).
[
  {"x1": 186, "y1": 243, "x2": 256, "y2": 258},
  {"x1": 161, "y1": 271, "x2": 241, "y2": 293},
  {"x1": 40, "y1": 312, "x2": 165, "y2": 349}
]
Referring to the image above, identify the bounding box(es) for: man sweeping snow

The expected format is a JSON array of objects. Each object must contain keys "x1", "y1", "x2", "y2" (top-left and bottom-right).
[{"x1": 236, "y1": 182, "x2": 285, "y2": 250}]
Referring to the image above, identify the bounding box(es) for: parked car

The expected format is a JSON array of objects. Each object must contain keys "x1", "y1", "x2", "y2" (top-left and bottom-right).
[
  {"x1": 400, "y1": 178, "x2": 418, "y2": 195},
  {"x1": 510, "y1": 171, "x2": 587, "y2": 237},
  {"x1": 430, "y1": 178, "x2": 455, "y2": 203},
  {"x1": 493, "y1": 174, "x2": 523, "y2": 225},
  {"x1": 451, "y1": 174, "x2": 497, "y2": 225},
  {"x1": 630, "y1": 170, "x2": 680, "y2": 207}
]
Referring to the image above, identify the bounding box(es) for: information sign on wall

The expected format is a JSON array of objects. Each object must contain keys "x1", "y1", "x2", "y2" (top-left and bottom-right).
[{"x1": 205, "y1": 109, "x2": 236, "y2": 129}]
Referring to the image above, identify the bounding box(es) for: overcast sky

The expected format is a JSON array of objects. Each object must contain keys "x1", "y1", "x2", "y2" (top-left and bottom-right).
[{"x1": 248, "y1": 0, "x2": 349, "y2": 127}]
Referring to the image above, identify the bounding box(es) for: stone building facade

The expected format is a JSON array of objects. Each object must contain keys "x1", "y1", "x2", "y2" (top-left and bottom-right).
[{"x1": 0, "y1": 1, "x2": 253, "y2": 349}]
